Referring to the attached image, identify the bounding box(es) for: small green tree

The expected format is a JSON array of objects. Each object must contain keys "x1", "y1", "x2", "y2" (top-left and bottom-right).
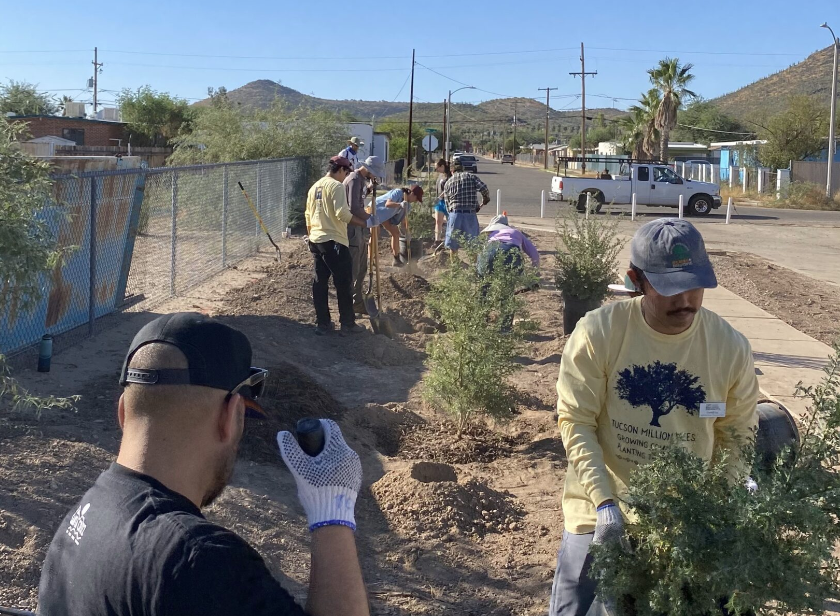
[
  {"x1": 423, "y1": 236, "x2": 538, "y2": 434},
  {"x1": 0, "y1": 121, "x2": 77, "y2": 413},
  {"x1": 555, "y1": 209, "x2": 625, "y2": 302},
  {"x1": 0, "y1": 80, "x2": 58, "y2": 116},
  {"x1": 592, "y1": 344, "x2": 840, "y2": 616},
  {"x1": 755, "y1": 95, "x2": 830, "y2": 170},
  {"x1": 117, "y1": 86, "x2": 194, "y2": 147}
]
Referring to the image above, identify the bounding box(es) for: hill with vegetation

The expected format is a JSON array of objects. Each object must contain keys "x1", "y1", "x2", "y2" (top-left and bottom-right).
[{"x1": 709, "y1": 45, "x2": 836, "y2": 120}]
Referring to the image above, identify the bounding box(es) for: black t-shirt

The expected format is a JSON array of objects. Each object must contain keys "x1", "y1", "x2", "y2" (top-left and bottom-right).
[{"x1": 38, "y1": 463, "x2": 306, "y2": 616}]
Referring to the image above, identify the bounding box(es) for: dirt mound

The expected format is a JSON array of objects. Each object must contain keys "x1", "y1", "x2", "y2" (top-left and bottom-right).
[
  {"x1": 239, "y1": 361, "x2": 346, "y2": 464},
  {"x1": 351, "y1": 403, "x2": 424, "y2": 457},
  {"x1": 382, "y1": 272, "x2": 431, "y2": 301},
  {"x1": 370, "y1": 464, "x2": 523, "y2": 539},
  {"x1": 398, "y1": 421, "x2": 519, "y2": 464},
  {"x1": 224, "y1": 252, "x2": 314, "y2": 322}
]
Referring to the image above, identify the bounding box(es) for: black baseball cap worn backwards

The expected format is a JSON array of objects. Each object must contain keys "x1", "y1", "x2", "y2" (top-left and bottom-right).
[
  {"x1": 630, "y1": 218, "x2": 717, "y2": 297},
  {"x1": 119, "y1": 312, "x2": 267, "y2": 415}
]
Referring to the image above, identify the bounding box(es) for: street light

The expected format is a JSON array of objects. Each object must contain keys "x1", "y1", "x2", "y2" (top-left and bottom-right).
[
  {"x1": 821, "y1": 22, "x2": 839, "y2": 199},
  {"x1": 446, "y1": 86, "x2": 476, "y2": 162}
]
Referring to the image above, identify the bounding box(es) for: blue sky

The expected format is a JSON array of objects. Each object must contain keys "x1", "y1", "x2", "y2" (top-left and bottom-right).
[{"x1": 2, "y1": 0, "x2": 838, "y2": 112}]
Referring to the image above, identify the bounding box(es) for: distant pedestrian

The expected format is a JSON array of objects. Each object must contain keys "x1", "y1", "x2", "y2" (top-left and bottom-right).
[
  {"x1": 344, "y1": 156, "x2": 385, "y2": 314},
  {"x1": 433, "y1": 158, "x2": 451, "y2": 249},
  {"x1": 368, "y1": 185, "x2": 424, "y2": 267},
  {"x1": 338, "y1": 136, "x2": 364, "y2": 170},
  {"x1": 305, "y1": 156, "x2": 368, "y2": 335},
  {"x1": 443, "y1": 159, "x2": 490, "y2": 252}
]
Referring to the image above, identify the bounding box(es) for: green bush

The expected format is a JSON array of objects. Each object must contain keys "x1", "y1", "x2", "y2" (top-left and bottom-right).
[
  {"x1": 781, "y1": 181, "x2": 840, "y2": 211},
  {"x1": 423, "y1": 235, "x2": 538, "y2": 434},
  {"x1": 591, "y1": 344, "x2": 840, "y2": 616},
  {"x1": 0, "y1": 121, "x2": 77, "y2": 414},
  {"x1": 555, "y1": 209, "x2": 625, "y2": 302}
]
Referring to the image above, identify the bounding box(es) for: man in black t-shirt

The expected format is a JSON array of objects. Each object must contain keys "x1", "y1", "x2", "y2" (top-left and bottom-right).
[{"x1": 38, "y1": 312, "x2": 369, "y2": 616}]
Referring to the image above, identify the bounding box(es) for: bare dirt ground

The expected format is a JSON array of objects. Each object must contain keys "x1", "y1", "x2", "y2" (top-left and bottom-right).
[
  {"x1": 710, "y1": 252, "x2": 840, "y2": 347},
  {"x1": 0, "y1": 231, "x2": 570, "y2": 615},
  {"x1": 3, "y1": 226, "x2": 840, "y2": 614}
]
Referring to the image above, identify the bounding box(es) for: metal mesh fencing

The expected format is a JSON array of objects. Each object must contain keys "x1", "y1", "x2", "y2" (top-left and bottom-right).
[{"x1": 1, "y1": 157, "x2": 312, "y2": 356}]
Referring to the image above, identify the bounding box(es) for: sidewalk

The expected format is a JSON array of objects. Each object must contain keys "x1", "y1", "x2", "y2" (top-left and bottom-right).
[{"x1": 481, "y1": 214, "x2": 833, "y2": 418}]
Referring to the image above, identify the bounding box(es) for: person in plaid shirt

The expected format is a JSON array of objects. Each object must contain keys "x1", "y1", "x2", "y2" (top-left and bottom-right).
[{"x1": 443, "y1": 159, "x2": 491, "y2": 251}]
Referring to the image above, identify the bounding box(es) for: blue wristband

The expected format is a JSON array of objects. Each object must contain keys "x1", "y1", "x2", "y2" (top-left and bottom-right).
[
  {"x1": 596, "y1": 502, "x2": 617, "y2": 512},
  {"x1": 309, "y1": 520, "x2": 356, "y2": 532}
]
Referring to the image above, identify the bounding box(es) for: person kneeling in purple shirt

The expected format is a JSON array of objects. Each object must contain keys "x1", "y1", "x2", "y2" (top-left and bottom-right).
[{"x1": 477, "y1": 213, "x2": 540, "y2": 331}]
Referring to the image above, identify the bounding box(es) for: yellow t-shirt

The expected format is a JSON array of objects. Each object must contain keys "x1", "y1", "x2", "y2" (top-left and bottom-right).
[
  {"x1": 556, "y1": 297, "x2": 759, "y2": 534},
  {"x1": 305, "y1": 176, "x2": 353, "y2": 247}
]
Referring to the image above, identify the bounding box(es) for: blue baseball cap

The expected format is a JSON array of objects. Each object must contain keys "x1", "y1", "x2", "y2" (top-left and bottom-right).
[{"x1": 630, "y1": 218, "x2": 717, "y2": 297}]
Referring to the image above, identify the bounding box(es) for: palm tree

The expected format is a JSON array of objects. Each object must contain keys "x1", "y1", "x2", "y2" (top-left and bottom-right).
[
  {"x1": 622, "y1": 89, "x2": 660, "y2": 159},
  {"x1": 648, "y1": 58, "x2": 696, "y2": 162}
]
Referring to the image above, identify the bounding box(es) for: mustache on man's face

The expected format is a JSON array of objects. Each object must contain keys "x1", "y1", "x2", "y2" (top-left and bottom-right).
[{"x1": 667, "y1": 307, "x2": 697, "y2": 317}]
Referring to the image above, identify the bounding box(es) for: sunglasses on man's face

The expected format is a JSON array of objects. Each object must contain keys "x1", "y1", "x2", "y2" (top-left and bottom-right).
[{"x1": 229, "y1": 367, "x2": 269, "y2": 400}]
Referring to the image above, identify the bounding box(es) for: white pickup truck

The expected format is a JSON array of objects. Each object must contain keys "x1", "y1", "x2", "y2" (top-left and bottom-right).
[{"x1": 550, "y1": 163, "x2": 722, "y2": 216}]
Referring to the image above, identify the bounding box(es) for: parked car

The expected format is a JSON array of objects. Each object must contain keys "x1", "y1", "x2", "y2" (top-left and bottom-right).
[
  {"x1": 550, "y1": 163, "x2": 721, "y2": 216},
  {"x1": 455, "y1": 154, "x2": 478, "y2": 173},
  {"x1": 501, "y1": 154, "x2": 514, "y2": 165}
]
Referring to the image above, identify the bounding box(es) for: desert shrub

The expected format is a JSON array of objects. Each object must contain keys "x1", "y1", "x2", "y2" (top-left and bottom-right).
[
  {"x1": 555, "y1": 209, "x2": 625, "y2": 302},
  {"x1": 592, "y1": 344, "x2": 840, "y2": 616},
  {"x1": 423, "y1": 234, "x2": 538, "y2": 433},
  {"x1": 782, "y1": 181, "x2": 840, "y2": 211}
]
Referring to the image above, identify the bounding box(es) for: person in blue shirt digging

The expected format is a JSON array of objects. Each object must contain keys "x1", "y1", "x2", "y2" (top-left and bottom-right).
[{"x1": 367, "y1": 185, "x2": 424, "y2": 267}]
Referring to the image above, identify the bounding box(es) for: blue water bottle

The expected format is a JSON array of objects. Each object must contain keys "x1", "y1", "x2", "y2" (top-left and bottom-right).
[{"x1": 37, "y1": 334, "x2": 53, "y2": 373}]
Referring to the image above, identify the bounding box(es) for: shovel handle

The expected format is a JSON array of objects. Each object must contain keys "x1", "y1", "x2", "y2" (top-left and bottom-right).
[{"x1": 295, "y1": 418, "x2": 325, "y2": 456}]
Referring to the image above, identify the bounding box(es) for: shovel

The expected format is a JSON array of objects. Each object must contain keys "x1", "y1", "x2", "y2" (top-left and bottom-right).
[
  {"x1": 237, "y1": 181, "x2": 281, "y2": 262},
  {"x1": 362, "y1": 183, "x2": 381, "y2": 324},
  {"x1": 369, "y1": 225, "x2": 396, "y2": 339}
]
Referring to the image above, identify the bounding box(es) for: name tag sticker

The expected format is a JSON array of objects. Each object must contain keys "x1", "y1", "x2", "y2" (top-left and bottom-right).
[{"x1": 699, "y1": 402, "x2": 726, "y2": 418}]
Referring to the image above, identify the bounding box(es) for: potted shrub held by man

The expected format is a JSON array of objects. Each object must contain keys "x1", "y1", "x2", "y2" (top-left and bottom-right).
[{"x1": 555, "y1": 210, "x2": 624, "y2": 335}]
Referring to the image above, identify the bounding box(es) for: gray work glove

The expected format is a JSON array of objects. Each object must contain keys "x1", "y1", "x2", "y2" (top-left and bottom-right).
[
  {"x1": 745, "y1": 476, "x2": 758, "y2": 493},
  {"x1": 277, "y1": 419, "x2": 362, "y2": 532},
  {"x1": 592, "y1": 502, "x2": 624, "y2": 545}
]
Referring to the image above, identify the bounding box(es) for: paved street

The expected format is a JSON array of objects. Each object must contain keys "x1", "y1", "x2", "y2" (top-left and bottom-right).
[{"x1": 473, "y1": 156, "x2": 840, "y2": 288}]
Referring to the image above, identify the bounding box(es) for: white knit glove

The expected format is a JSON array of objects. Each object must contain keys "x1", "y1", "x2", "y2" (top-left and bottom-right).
[
  {"x1": 592, "y1": 502, "x2": 624, "y2": 545},
  {"x1": 277, "y1": 419, "x2": 362, "y2": 532},
  {"x1": 745, "y1": 476, "x2": 758, "y2": 493}
]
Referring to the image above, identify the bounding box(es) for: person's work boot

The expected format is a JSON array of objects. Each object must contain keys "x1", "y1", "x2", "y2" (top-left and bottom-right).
[
  {"x1": 392, "y1": 255, "x2": 404, "y2": 267},
  {"x1": 314, "y1": 322, "x2": 334, "y2": 336},
  {"x1": 340, "y1": 323, "x2": 365, "y2": 335}
]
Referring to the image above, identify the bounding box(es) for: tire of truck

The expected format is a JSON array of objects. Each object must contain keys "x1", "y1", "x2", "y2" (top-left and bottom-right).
[
  {"x1": 576, "y1": 192, "x2": 604, "y2": 213},
  {"x1": 688, "y1": 194, "x2": 713, "y2": 216}
]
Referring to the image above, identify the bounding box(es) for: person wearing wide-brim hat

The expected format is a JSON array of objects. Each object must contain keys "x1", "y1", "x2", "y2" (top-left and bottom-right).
[
  {"x1": 344, "y1": 156, "x2": 386, "y2": 313},
  {"x1": 338, "y1": 136, "x2": 365, "y2": 170}
]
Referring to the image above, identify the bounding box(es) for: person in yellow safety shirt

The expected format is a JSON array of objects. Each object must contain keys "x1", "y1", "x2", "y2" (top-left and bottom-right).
[
  {"x1": 548, "y1": 218, "x2": 759, "y2": 616},
  {"x1": 305, "y1": 156, "x2": 368, "y2": 336}
]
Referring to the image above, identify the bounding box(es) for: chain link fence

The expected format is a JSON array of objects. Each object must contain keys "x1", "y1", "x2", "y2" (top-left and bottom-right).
[{"x1": 1, "y1": 157, "x2": 314, "y2": 357}]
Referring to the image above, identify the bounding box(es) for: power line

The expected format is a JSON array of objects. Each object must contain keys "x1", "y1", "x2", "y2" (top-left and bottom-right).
[
  {"x1": 414, "y1": 62, "x2": 471, "y2": 87},
  {"x1": 676, "y1": 123, "x2": 756, "y2": 135},
  {"x1": 101, "y1": 49, "x2": 410, "y2": 61},
  {"x1": 391, "y1": 71, "x2": 412, "y2": 102},
  {"x1": 107, "y1": 61, "x2": 408, "y2": 73},
  {"x1": 588, "y1": 46, "x2": 804, "y2": 57}
]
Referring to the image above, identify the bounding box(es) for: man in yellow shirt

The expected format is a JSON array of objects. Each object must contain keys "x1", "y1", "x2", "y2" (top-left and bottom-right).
[
  {"x1": 549, "y1": 218, "x2": 759, "y2": 616},
  {"x1": 305, "y1": 156, "x2": 368, "y2": 336}
]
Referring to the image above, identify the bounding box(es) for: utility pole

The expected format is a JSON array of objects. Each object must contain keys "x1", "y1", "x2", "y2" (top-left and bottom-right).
[
  {"x1": 406, "y1": 49, "x2": 415, "y2": 176},
  {"x1": 512, "y1": 101, "x2": 518, "y2": 165},
  {"x1": 92, "y1": 47, "x2": 103, "y2": 115},
  {"x1": 570, "y1": 42, "x2": 596, "y2": 175},
  {"x1": 822, "y1": 24, "x2": 838, "y2": 198},
  {"x1": 538, "y1": 87, "x2": 558, "y2": 169},
  {"x1": 442, "y1": 99, "x2": 447, "y2": 163}
]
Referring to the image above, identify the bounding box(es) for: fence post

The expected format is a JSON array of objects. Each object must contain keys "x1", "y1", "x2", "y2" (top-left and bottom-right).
[
  {"x1": 678, "y1": 194, "x2": 684, "y2": 219},
  {"x1": 281, "y1": 162, "x2": 288, "y2": 233},
  {"x1": 496, "y1": 189, "x2": 501, "y2": 216},
  {"x1": 631, "y1": 193, "x2": 637, "y2": 221},
  {"x1": 757, "y1": 169, "x2": 764, "y2": 194},
  {"x1": 222, "y1": 166, "x2": 228, "y2": 268},
  {"x1": 726, "y1": 197, "x2": 733, "y2": 224},
  {"x1": 255, "y1": 163, "x2": 262, "y2": 240},
  {"x1": 170, "y1": 170, "x2": 178, "y2": 296},
  {"x1": 540, "y1": 190, "x2": 546, "y2": 218},
  {"x1": 729, "y1": 166, "x2": 734, "y2": 188},
  {"x1": 88, "y1": 177, "x2": 98, "y2": 335},
  {"x1": 742, "y1": 168, "x2": 747, "y2": 194}
]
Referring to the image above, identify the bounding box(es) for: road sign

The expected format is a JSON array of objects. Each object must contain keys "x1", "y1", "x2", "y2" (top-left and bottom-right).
[
  {"x1": 422, "y1": 134, "x2": 439, "y2": 152},
  {"x1": 425, "y1": 127, "x2": 437, "y2": 133}
]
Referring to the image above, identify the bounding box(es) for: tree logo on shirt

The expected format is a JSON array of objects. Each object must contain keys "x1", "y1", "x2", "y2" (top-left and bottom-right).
[{"x1": 616, "y1": 361, "x2": 705, "y2": 427}]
